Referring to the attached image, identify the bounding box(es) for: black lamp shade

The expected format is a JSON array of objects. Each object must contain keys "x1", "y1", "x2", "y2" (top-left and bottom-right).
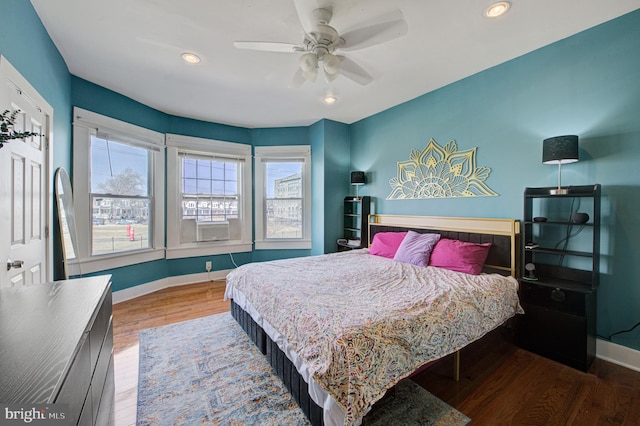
[
  {"x1": 543, "y1": 135, "x2": 579, "y2": 164},
  {"x1": 350, "y1": 171, "x2": 366, "y2": 185}
]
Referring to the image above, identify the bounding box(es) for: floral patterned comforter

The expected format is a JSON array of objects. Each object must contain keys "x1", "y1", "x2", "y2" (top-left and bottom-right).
[{"x1": 225, "y1": 249, "x2": 523, "y2": 425}]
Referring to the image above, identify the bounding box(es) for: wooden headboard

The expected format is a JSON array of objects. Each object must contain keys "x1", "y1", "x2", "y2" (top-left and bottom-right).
[{"x1": 368, "y1": 214, "x2": 520, "y2": 277}]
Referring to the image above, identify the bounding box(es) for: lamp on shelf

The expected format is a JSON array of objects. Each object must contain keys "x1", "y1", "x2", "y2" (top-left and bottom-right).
[
  {"x1": 350, "y1": 171, "x2": 366, "y2": 198},
  {"x1": 542, "y1": 135, "x2": 579, "y2": 195}
]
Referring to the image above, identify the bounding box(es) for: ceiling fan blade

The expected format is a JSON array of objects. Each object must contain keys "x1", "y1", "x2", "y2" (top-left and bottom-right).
[
  {"x1": 339, "y1": 10, "x2": 408, "y2": 51},
  {"x1": 233, "y1": 41, "x2": 302, "y2": 53},
  {"x1": 338, "y1": 56, "x2": 373, "y2": 86},
  {"x1": 293, "y1": 0, "x2": 327, "y2": 34},
  {"x1": 289, "y1": 69, "x2": 306, "y2": 88}
]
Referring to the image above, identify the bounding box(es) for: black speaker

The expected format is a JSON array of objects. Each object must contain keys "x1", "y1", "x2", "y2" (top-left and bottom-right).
[{"x1": 572, "y1": 212, "x2": 589, "y2": 224}]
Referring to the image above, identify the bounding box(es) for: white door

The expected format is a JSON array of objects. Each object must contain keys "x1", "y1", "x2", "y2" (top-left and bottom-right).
[{"x1": 0, "y1": 56, "x2": 52, "y2": 288}]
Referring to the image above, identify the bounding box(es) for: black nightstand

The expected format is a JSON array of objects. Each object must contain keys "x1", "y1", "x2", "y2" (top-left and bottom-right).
[
  {"x1": 518, "y1": 280, "x2": 596, "y2": 371},
  {"x1": 517, "y1": 185, "x2": 600, "y2": 371}
]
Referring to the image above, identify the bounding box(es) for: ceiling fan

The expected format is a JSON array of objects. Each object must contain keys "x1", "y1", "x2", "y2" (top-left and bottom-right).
[{"x1": 233, "y1": 0, "x2": 408, "y2": 87}]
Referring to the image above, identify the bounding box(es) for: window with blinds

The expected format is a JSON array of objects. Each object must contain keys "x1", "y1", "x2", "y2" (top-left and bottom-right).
[{"x1": 166, "y1": 134, "x2": 252, "y2": 257}]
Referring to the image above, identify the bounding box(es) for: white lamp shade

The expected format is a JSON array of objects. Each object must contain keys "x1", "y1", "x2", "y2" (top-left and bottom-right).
[
  {"x1": 323, "y1": 53, "x2": 341, "y2": 75},
  {"x1": 302, "y1": 68, "x2": 318, "y2": 83}
]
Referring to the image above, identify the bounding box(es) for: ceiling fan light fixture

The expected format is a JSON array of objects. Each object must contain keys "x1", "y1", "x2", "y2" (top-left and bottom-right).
[
  {"x1": 233, "y1": 4, "x2": 407, "y2": 87},
  {"x1": 324, "y1": 69, "x2": 340, "y2": 83},
  {"x1": 302, "y1": 68, "x2": 318, "y2": 83},
  {"x1": 484, "y1": 2, "x2": 511, "y2": 18},
  {"x1": 181, "y1": 52, "x2": 201, "y2": 64},
  {"x1": 323, "y1": 53, "x2": 341, "y2": 75},
  {"x1": 299, "y1": 52, "x2": 318, "y2": 72}
]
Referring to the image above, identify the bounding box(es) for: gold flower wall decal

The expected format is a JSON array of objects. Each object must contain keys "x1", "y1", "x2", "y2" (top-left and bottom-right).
[{"x1": 387, "y1": 138, "x2": 498, "y2": 199}]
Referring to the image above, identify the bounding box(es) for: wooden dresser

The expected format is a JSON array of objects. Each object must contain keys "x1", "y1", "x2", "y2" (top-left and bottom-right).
[{"x1": 0, "y1": 275, "x2": 114, "y2": 425}]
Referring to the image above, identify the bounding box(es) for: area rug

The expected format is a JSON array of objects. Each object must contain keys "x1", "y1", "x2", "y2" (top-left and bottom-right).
[{"x1": 137, "y1": 313, "x2": 471, "y2": 426}]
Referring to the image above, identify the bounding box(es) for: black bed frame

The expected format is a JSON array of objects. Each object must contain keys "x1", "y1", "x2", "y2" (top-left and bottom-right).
[
  {"x1": 230, "y1": 216, "x2": 519, "y2": 426},
  {"x1": 230, "y1": 300, "x2": 324, "y2": 425}
]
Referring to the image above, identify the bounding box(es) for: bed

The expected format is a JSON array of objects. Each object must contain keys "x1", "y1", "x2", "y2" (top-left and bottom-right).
[{"x1": 224, "y1": 214, "x2": 522, "y2": 426}]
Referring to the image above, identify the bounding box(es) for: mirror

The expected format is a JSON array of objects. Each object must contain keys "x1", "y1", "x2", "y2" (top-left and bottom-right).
[{"x1": 55, "y1": 167, "x2": 78, "y2": 280}]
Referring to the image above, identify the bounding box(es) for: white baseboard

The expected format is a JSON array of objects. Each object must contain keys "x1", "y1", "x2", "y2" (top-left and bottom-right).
[
  {"x1": 114, "y1": 277, "x2": 640, "y2": 373},
  {"x1": 112, "y1": 269, "x2": 231, "y2": 304},
  {"x1": 596, "y1": 338, "x2": 640, "y2": 372}
]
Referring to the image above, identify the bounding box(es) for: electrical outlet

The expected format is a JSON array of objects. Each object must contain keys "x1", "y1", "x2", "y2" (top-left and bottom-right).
[{"x1": 205, "y1": 261, "x2": 212, "y2": 272}]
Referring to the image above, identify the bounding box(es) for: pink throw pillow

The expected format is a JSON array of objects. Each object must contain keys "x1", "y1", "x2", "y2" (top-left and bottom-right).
[
  {"x1": 369, "y1": 232, "x2": 407, "y2": 258},
  {"x1": 429, "y1": 238, "x2": 492, "y2": 275}
]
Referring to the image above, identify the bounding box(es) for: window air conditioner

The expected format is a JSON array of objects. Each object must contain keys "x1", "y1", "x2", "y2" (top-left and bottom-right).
[{"x1": 196, "y1": 221, "x2": 230, "y2": 242}]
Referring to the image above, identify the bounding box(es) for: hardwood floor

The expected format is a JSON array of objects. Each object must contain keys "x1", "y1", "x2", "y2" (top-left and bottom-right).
[
  {"x1": 112, "y1": 280, "x2": 230, "y2": 426},
  {"x1": 113, "y1": 281, "x2": 640, "y2": 425}
]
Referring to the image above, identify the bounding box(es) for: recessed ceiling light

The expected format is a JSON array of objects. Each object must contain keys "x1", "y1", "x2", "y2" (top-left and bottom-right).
[
  {"x1": 181, "y1": 52, "x2": 201, "y2": 64},
  {"x1": 484, "y1": 1, "x2": 511, "y2": 18},
  {"x1": 323, "y1": 95, "x2": 337, "y2": 104}
]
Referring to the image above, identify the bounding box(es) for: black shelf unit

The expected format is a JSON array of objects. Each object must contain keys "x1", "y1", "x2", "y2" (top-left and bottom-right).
[
  {"x1": 339, "y1": 196, "x2": 370, "y2": 251},
  {"x1": 518, "y1": 184, "x2": 600, "y2": 371}
]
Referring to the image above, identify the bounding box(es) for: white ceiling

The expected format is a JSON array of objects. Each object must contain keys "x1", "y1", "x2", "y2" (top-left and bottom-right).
[{"x1": 30, "y1": 0, "x2": 640, "y2": 129}]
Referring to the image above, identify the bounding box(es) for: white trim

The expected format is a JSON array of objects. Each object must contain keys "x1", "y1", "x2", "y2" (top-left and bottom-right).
[
  {"x1": 254, "y1": 145, "x2": 310, "y2": 157},
  {"x1": 165, "y1": 243, "x2": 252, "y2": 259},
  {"x1": 112, "y1": 269, "x2": 232, "y2": 304},
  {"x1": 255, "y1": 240, "x2": 312, "y2": 250},
  {"x1": 74, "y1": 108, "x2": 165, "y2": 146},
  {"x1": 165, "y1": 135, "x2": 253, "y2": 258},
  {"x1": 254, "y1": 145, "x2": 312, "y2": 250},
  {"x1": 166, "y1": 133, "x2": 251, "y2": 156},
  {"x1": 72, "y1": 107, "x2": 165, "y2": 271},
  {"x1": 73, "y1": 249, "x2": 165, "y2": 275},
  {"x1": 596, "y1": 338, "x2": 640, "y2": 372}
]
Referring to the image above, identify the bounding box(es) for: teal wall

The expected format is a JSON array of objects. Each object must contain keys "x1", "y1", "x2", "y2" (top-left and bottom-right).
[
  {"x1": 2, "y1": 0, "x2": 638, "y2": 351},
  {"x1": 0, "y1": 1, "x2": 71, "y2": 171},
  {"x1": 0, "y1": 0, "x2": 71, "y2": 281},
  {"x1": 321, "y1": 120, "x2": 351, "y2": 253},
  {"x1": 310, "y1": 119, "x2": 351, "y2": 254},
  {"x1": 71, "y1": 77, "x2": 167, "y2": 135},
  {"x1": 310, "y1": 120, "x2": 326, "y2": 255},
  {"x1": 350, "y1": 10, "x2": 640, "y2": 350}
]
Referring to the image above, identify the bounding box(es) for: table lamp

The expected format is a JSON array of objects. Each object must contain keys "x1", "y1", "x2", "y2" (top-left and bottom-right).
[{"x1": 542, "y1": 135, "x2": 579, "y2": 195}]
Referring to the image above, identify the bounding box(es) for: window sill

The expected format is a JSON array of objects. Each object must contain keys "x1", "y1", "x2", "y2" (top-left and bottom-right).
[
  {"x1": 255, "y1": 240, "x2": 312, "y2": 250},
  {"x1": 71, "y1": 248, "x2": 165, "y2": 275},
  {"x1": 166, "y1": 242, "x2": 253, "y2": 259}
]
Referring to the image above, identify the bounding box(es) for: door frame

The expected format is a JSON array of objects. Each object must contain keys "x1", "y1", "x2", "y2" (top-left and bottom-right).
[{"x1": 0, "y1": 55, "x2": 54, "y2": 283}]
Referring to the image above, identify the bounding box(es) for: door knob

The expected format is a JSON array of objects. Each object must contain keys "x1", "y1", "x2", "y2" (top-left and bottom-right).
[{"x1": 6, "y1": 259, "x2": 24, "y2": 271}]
